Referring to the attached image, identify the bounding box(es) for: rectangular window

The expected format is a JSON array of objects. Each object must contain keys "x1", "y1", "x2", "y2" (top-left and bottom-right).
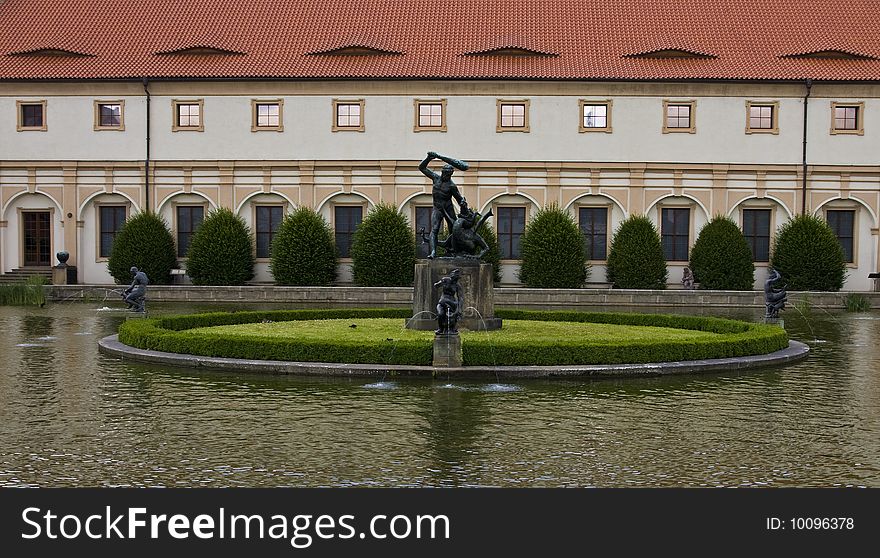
[
  {"x1": 415, "y1": 206, "x2": 433, "y2": 258},
  {"x1": 95, "y1": 100, "x2": 125, "y2": 130},
  {"x1": 663, "y1": 100, "x2": 696, "y2": 133},
  {"x1": 579, "y1": 207, "x2": 608, "y2": 260},
  {"x1": 414, "y1": 99, "x2": 447, "y2": 132},
  {"x1": 333, "y1": 99, "x2": 365, "y2": 131},
  {"x1": 255, "y1": 206, "x2": 284, "y2": 258},
  {"x1": 831, "y1": 102, "x2": 864, "y2": 134},
  {"x1": 252, "y1": 100, "x2": 283, "y2": 131},
  {"x1": 172, "y1": 100, "x2": 204, "y2": 131},
  {"x1": 579, "y1": 100, "x2": 612, "y2": 132},
  {"x1": 335, "y1": 206, "x2": 363, "y2": 258},
  {"x1": 826, "y1": 209, "x2": 855, "y2": 263},
  {"x1": 497, "y1": 100, "x2": 530, "y2": 132},
  {"x1": 99, "y1": 206, "x2": 127, "y2": 258},
  {"x1": 497, "y1": 206, "x2": 526, "y2": 259},
  {"x1": 176, "y1": 206, "x2": 205, "y2": 257},
  {"x1": 661, "y1": 208, "x2": 690, "y2": 261},
  {"x1": 746, "y1": 101, "x2": 778, "y2": 134},
  {"x1": 17, "y1": 100, "x2": 47, "y2": 131},
  {"x1": 742, "y1": 209, "x2": 772, "y2": 262}
]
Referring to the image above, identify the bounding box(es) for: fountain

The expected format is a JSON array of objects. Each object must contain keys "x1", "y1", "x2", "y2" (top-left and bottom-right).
[{"x1": 407, "y1": 152, "x2": 502, "y2": 337}]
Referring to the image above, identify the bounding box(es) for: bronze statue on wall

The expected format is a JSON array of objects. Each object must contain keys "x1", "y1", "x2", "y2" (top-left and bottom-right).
[{"x1": 418, "y1": 151, "x2": 492, "y2": 260}]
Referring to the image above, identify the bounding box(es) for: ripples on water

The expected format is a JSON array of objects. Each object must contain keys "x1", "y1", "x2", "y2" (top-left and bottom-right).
[{"x1": 0, "y1": 303, "x2": 878, "y2": 487}]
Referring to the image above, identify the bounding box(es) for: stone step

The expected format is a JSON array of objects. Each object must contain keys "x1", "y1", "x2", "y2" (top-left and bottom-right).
[{"x1": 0, "y1": 268, "x2": 53, "y2": 284}]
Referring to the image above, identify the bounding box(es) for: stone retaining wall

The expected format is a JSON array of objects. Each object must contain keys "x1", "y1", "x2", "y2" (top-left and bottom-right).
[{"x1": 47, "y1": 284, "x2": 879, "y2": 309}]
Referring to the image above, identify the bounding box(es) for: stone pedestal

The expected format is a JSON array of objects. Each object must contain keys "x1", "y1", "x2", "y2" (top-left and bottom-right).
[
  {"x1": 52, "y1": 264, "x2": 76, "y2": 285},
  {"x1": 407, "y1": 258, "x2": 502, "y2": 331},
  {"x1": 432, "y1": 333, "x2": 462, "y2": 367}
]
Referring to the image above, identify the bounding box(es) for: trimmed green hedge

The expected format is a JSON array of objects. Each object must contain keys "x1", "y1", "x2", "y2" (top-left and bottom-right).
[
  {"x1": 467, "y1": 309, "x2": 790, "y2": 366},
  {"x1": 118, "y1": 308, "x2": 788, "y2": 368},
  {"x1": 118, "y1": 308, "x2": 430, "y2": 365}
]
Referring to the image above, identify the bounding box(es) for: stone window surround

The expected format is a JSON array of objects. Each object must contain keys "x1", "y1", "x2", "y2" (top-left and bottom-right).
[
  {"x1": 250, "y1": 99, "x2": 284, "y2": 132},
  {"x1": 578, "y1": 99, "x2": 613, "y2": 133},
  {"x1": 16, "y1": 99, "x2": 47, "y2": 132},
  {"x1": 496, "y1": 99, "x2": 530, "y2": 133},
  {"x1": 332, "y1": 99, "x2": 365, "y2": 132},
  {"x1": 171, "y1": 99, "x2": 205, "y2": 132},
  {"x1": 93, "y1": 100, "x2": 126, "y2": 131},
  {"x1": 745, "y1": 100, "x2": 779, "y2": 134},
  {"x1": 413, "y1": 98, "x2": 447, "y2": 132},
  {"x1": 662, "y1": 99, "x2": 696, "y2": 134},
  {"x1": 830, "y1": 101, "x2": 865, "y2": 135}
]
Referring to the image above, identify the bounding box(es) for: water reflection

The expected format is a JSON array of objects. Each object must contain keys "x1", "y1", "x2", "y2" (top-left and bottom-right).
[{"x1": 0, "y1": 303, "x2": 878, "y2": 487}]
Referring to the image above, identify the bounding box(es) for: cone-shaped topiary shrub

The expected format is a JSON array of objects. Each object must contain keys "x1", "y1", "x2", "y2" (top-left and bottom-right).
[
  {"x1": 185, "y1": 207, "x2": 254, "y2": 285},
  {"x1": 107, "y1": 211, "x2": 177, "y2": 284},
  {"x1": 270, "y1": 207, "x2": 337, "y2": 286},
  {"x1": 351, "y1": 203, "x2": 415, "y2": 286},
  {"x1": 770, "y1": 214, "x2": 847, "y2": 291},
  {"x1": 606, "y1": 214, "x2": 668, "y2": 289},
  {"x1": 689, "y1": 215, "x2": 755, "y2": 290},
  {"x1": 518, "y1": 204, "x2": 588, "y2": 288}
]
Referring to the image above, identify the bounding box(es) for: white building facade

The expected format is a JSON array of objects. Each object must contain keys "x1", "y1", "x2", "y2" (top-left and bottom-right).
[{"x1": 1, "y1": 1, "x2": 878, "y2": 288}]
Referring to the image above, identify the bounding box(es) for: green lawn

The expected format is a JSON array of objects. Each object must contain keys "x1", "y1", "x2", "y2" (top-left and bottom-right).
[{"x1": 191, "y1": 318, "x2": 717, "y2": 343}]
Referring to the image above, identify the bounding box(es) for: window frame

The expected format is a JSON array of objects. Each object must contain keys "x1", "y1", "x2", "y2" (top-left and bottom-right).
[
  {"x1": 662, "y1": 100, "x2": 696, "y2": 134},
  {"x1": 332, "y1": 203, "x2": 366, "y2": 259},
  {"x1": 16, "y1": 100, "x2": 47, "y2": 132},
  {"x1": 93, "y1": 100, "x2": 125, "y2": 131},
  {"x1": 95, "y1": 203, "x2": 129, "y2": 261},
  {"x1": 824, "y1": 207, "x2": 859, "y2": 266},
  {"x1": 745, "y1": 100, "x2": 779, "y2": 134},
  {"x1": 739, "y1": 206, "x2": 775, "y2": 264},
  {"x1": 494, "y1": 204, "x2": 528, "y2": 260},
  {"x1": 413, "y1": 98, "x2": 447, "y2": 132},
  {"x1": 496, "y1": 99, "x2": 530, "y2": 133},
  {"x1": 171, "y1": 99, "x2": 205, "y2": 132},
  {"x1": 253, "y1": 203, "x2": 287, "y2": 260},
  {"x1": 250, "y1": 99, "x2": 284, "y2": 132},
  {"x1": 413, "y1": 204, "x2": 434, "y2": 258},
  {"x1": 830, "y1": 101, "x2": 865, "y2": 135},
  {"x1": 578, "y1": 99, "x2": 613, "y2": 133},
  {"x1": 173, "y1": 203, "x2": 207, "y2": 258},
  {"x1": 659, "y1": 206, "x2": 692, "y2": 262},
  {"x1": 578, "y1": 205, "x2": 611, "y2": 262},
  {"x1": 332, "y1": 99, "x2": 365, "y2": 132}
]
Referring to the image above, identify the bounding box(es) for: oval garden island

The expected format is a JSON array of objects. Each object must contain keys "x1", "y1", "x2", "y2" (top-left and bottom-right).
[{"x1": 99, "y1": 306, "x2": 808, "y2": 379}]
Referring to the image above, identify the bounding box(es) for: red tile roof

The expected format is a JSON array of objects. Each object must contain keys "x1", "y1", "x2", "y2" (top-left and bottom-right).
[{"x1": 1, "y1": 0, "x2": 879, "y2": 81}]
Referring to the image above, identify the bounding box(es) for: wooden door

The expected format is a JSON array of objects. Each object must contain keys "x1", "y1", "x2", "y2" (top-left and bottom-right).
[{"x1": 23, "y1": 211, "x2": 51, "y2": 266}]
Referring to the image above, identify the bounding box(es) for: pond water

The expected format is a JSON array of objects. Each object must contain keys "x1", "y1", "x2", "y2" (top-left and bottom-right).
[{"x1": 1, "y1": 302, "x2": 878, "y2": 487}]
